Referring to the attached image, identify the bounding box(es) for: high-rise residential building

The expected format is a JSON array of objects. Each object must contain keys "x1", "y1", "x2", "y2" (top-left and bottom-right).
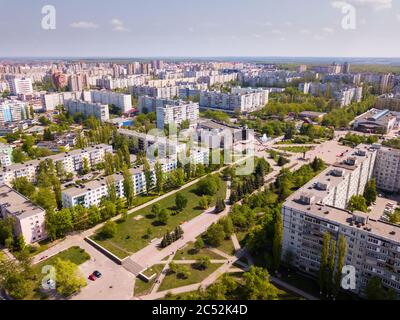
[
  {"x1": 279, "y1": 145, "x2": 400, "y2": 297},
  {"x1": 68, "y1": 74, "x2": 84, "y2": 92},
  {"x1": 156, "y1": 101, "x2": 199, "y2": 129},
  {"x1": 373, "y1": 145, "x2": 400, "y2": 193},
  {"x1": 199, "y1": 87, "x2": 269, "y2": 113},
  {"x1": 42, "y1": 91, "x2": 82, "y2": 112},
  {"x1": 0, "y1": 100, "x2": 30, "y2": 124},
  {"x1": 380, "y1": 73, "x2": 393, "y2": 94},
  {"x1": 64, "y1": 99, "x2": 109, "y2": 122},
  {"x1": 7, "y1": 77, "x2": 33, "y2": 95},
  {"x1": 52, "y1": 71, "x2": 68, "y2": 89},
  {"x1": 83, "y1": 90, "x2": 132, "y2": 113},
  {"x1": 140, "y1": 62, "x2": 152, "y2": 75},
  {"x1": 343, "y1": 62, "x2": 351, "y2": 74},
  {"x1": 0, "y1": 185, "x2": 47, "y2": 244}
]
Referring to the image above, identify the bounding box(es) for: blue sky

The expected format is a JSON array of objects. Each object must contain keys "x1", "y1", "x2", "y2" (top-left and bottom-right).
[{"x1": 0, "y1": 0, "x2": 399, "y2": 57}]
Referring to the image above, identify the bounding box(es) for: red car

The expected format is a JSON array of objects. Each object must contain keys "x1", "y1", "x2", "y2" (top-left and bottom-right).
[{"x1": 88, "y1": 274, "x2": 97, "y2": 281}]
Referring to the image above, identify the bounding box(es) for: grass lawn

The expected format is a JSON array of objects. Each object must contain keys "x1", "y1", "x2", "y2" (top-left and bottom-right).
[
  {"x1": 26, "y1": 246, "x2": 90, "y2": 300},
  {"x1": 276, "y1": 146, "x2": 313, "y2": 153},
  {"x1": 158, "y1": 263, "x2": 223, "y2": 292},
  {"x1": 173, "y1": 242, "x2": 226, "y2": 261},
  {"x1": 92, "y1": 176, "x2": 227, "y2": 259},
  {"x1": 134, "y1": 264, "x2": 164, "y2": 297},
  {"x1": 212, "y1": 238, "x2": 236, "y2": 256}
]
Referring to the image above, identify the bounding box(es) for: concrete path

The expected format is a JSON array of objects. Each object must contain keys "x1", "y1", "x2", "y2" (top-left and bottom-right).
[
  {"x1": 231, "y1": 234, "x2": 241, "y2": 252},
  {"x1": 151, "y1": 254, "x2": 174, "y2": 294}
]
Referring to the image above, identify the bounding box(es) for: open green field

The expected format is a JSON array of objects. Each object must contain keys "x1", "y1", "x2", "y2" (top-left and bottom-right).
[
  {"x1": 92, "y1": 176, "x2": 227, "y2": 258},
  {"x1": 158, "y1": 263, "x2": 223, "y2": 292},
  {"x1": 173, "y1": 242, "x2": 225, "y2": 261}
]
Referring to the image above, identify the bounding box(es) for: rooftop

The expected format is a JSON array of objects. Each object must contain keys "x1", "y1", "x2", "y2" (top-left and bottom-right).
[{"x1": 0, "y1": 184, "x2": 45, "y2": 219}]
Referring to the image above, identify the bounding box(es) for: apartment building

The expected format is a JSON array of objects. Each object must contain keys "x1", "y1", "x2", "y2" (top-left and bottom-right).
[
  {"x1": 61, "y1": 157, "x2": 177, "y2": 208},
  {"x1": 373, "y1": 145, "x2": 400, "y2": 193},
  {"x1": 64, "y1": 99, "x2": 109, "y2": 122},
  {"x1": 0, "y1": 143, "x2": 13, "y2": 167},
  {"x1": 199, "y1": 88, "x2": 269, "y2": 113},
  {"x1": 7, "y1": 77, "x2": 33, "y2": 95},
  {"x1": 130, "y1": 85, "x2": 180, "y2": 99},
  {"x1": 0, "y1": 184, "x2": 47, "y2": 244},
  {"x1": 156, "y1": 101, "x2": 199, "y2": 129},
  {"x1": 0, "y1": 100, "x2": 30, "y2": 124},
  {"x1": 42, "y1": 91, "x2": 82, "y2": 111},
  {"x1": 280, "y1": 145, "x2": 400, "y2": 296},
  {"x1": 0, "y1": 144, "x2": 113, "y2": 186},
  {"x1": 83, "y1": 90, "x2": 132, "y2": 113},
  {"x1": 138, "y1": 96, "x2": 179, "y2": 113}
]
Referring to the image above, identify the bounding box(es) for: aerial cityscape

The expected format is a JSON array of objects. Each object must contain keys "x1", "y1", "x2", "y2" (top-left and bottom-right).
[{"x1": 2, "y1": 0, "x2": 400, "y2": 308}]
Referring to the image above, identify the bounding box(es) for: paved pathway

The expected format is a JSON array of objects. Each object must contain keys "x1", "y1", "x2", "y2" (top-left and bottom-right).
[
  {"x1": 231, "y1": 234, "x2": 241, "y2": 252},
  {"x1": 150, "y1": 254, "x2": 174, "y2": 294}
]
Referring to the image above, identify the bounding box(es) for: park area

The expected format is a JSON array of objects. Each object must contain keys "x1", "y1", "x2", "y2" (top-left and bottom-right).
[
  {"x1": 25, "y1": 246, "x2": 90, "y2": 300},
  {"x1": 91, "y1": 175, "x2": 227, "y2": 259}
]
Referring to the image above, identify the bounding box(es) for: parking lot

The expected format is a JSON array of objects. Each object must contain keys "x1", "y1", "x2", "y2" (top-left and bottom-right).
[{"x1": 369, "y1": 194, "x2": 400, "y2": 221}]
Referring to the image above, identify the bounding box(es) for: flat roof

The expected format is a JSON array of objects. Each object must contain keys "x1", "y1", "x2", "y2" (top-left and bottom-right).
[
  {"x1": 0, "y1": 184, "x2": 45, "y2": 219},
  {"x1": 283, "y1": 144, "x2": 400, "y2": 243}
]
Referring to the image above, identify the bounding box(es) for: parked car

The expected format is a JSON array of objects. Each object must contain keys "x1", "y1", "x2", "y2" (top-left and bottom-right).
[
  {"x1": 93, "y1": 270, "x2": 102, "y2": 278},
  {"x1": 88, "y1": 274, "x2": 97, "y2": 281}
]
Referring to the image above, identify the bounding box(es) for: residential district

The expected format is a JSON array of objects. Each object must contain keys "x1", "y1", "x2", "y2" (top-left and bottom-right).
[{"x1": 1, "y1": 59, "x2": 400, "y2": 301}]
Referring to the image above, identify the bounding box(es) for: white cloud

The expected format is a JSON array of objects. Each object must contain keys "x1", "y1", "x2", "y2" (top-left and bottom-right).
[
  {"x1": 252, "y1": 33, "x2": 262, "y2": 38},
  {"x1": 313, "y1": 34, "x2": 325, "y2": 41},
  {"x1": 110, "y1": 19, "x2": 129, "y2": 32},
  {"x1": 284, "y1": 21, "x2": 292, "y2": 27},
  {"x1": 331, "y1": 0, "x2": 392, "y2": 10},
  {"x1": 396, "y1": 13, "x2": 400, "y2": 21},
  {"x1": 271, "y1": 29, "x2": 281, "y2": 34},
  {"x1": 188, "y1": 27, "x2": 194, "y2": 33},
  {"x1": 70, "y1": 21, "x2": 99, "y2": 29},
  {"x1": 199, "y1": 22, "x2": 221, "y2": 28},
  {"x1": 323, "y1": 27, "x2": 335, "y2": 33},
  {"x1": 299, "y1": 29, "x2": 311, "y2": 35}
]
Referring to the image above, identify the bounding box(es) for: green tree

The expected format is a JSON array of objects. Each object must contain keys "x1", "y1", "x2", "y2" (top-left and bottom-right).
[
  {"x1": 319, "y1": 232, "x2": 331, "y2": 294},
  {"x1": 45, "y1": 209, "x2": 73, "y2": 240},
  {"x1": 333, "y1": 235, "x2": 347, "y2": 298},
  {"x1": 143, "y1": 158, "x2": 153, "y2": 195},
  {"x1": 194, "y1": 238, "x2": 204, "y2": 252},
  {"x1": 204, "y1": 223, "x2": 225, "y2": 247},
  {"x1": 82, "y1": 157, "x2": 90, "y2": 175},
  {"x1": 241, "y1": 266, "x2": 278, "y2": 300},
  {"x1": 175, "y1": 193, "x2": 188, "y2": 212},
  {"x1": 363, "y1": 179, "x2": 377, "y2": 206},
  {"x1": 272, "y1": 213, "x2": 283, "y2": 271},
  {"x1": 54, "y1": 258, "x2": 86, "y2": 297},
  {"x1": 199, "y1": 196, "x2": 211, "y2": 210},
  {"x1": 196, "y1": 175, "x2": 221, "y2": 196},
  {"x1": 99, "y1": 220, "x2": 117, "y2": 238},
  {"x1": 88, "y1": 206, "x2": 102, "y2": 226},
  {"x1": 347, "y1": 195, "x2": 368, "y2": 212},
  {"x1": 157, "y1": 208, "x2": 169, "y2": 225},
  {"x1": 327, "y1": 239, "x2": 337, "y2": 297},
  {"x1": 122, "y1": 166, "x2": 135, "y2": 207},
  {"x1": 106, "y1": 177, "x2": 117, "y2": 203},
  {"x1": 12, "y1": 177, "x2": 35, "y2": 199},
  {"x1": 154, "y1": 161, "x2": 164, "y2": 194},
  {"x1": 195, "y1": 256, "x2": 211, "y2": 270},
  {"x1": 214, "y1": 197, "x2": 226, "y2": 213},
  {"x1": 35, "y1": 187, "x2": 57, "y2": 212}
]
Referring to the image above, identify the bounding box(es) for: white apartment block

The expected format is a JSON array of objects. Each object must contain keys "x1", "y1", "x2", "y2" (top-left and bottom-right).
[
  {"x1": 61, "y1": 157, "x2": 177, "y2": 208},
  {"x1": 281, "y1": 145, "x2": 400, "y2": 296},
  {"x1": 0, "y1": 143, "x2": 13, "y2": 167},
  {"x1": 156, "y1": 101, "x2": 199, "y2": 129},
  {"x1": 374, "y1": 145, "x2": 400, "y2": 193},
  {"x1": 0, "y1": 185, "x2": 47, "y2": 244},
  {"x1": 138, "y1": 96, "x2": 178, "y2": 113},
  {"x1": 83, "y1": 90, "x2": 132, "y2": 113},
  {"x1": 130, "y1": 85, "x2": 180, "y2": 99},
  {"x1": 96, "y1": 75, "x2": 148, "y2": 90},
  {"x1": 7, "y1": 77, "x2": 33, "y2": 95},
  {"x1": 42, "y1": 91, "x2": 82, "y2": 111},
  {"x1": 199, "y1": 87, "x2": 269, "y2": 113},
  {"x1": 0, "y1": 144, "x2": 113, "y2": 186},
  {"x1": 64, "y1": 99, "x2": 109, "y2": 122},
  {"x1": 0, "y1": 100, "x2": 30, "y2": 124}
]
